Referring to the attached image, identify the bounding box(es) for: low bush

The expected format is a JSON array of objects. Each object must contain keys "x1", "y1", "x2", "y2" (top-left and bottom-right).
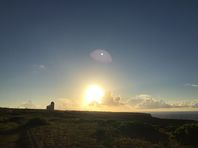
[
  {"x1": 119, "y1": 121, "x2": 167, "y2": 143},
  {"x1": 24, "y1": 117, "x2": 48, "y2": 128},
  {"x1": 113, "y1": 137, "x2": 161, "y2": 148},
  {"x1": 174, "y1": 123, "x2": 198, "y2": 146}
]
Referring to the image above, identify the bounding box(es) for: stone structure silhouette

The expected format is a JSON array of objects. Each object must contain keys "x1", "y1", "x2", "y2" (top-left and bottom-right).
[{"x1": 46, "y1": 101, "x2": 55, "y2": 110}]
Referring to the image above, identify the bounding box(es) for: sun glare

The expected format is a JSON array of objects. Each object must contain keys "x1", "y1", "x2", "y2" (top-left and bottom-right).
[{"x1": 85, "y1": 85, "x2": 104, "y2": 105}]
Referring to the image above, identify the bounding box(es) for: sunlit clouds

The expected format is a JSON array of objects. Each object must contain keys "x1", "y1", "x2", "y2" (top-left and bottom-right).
[{"x1": 18, "y1": 94, "x2": 198, "y2": 111}]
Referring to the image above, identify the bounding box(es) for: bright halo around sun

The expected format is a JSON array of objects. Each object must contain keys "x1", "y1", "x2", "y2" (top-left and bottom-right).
[{"x1": 85, "y1": 85, "x2": 104, "y2": 105}]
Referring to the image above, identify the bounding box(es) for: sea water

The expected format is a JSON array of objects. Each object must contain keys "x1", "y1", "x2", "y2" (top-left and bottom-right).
[{"x1": 150, "y1": 111, "x2": 198, "y2": 121}]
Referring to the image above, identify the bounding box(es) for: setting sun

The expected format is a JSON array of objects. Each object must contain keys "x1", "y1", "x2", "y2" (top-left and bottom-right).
[{"x1": 85, "y1": 85, "x2": 104, "y2": 105}]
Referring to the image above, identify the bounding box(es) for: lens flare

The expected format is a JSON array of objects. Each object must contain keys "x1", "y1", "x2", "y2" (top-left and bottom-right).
[{"x1": 90, "y1": 49, "x2": 112, "y2": 63}]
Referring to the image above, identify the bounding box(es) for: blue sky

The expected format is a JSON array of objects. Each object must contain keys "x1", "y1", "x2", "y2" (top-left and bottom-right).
[{"x1": 0, "y1": 0, "x2": 198, "y2": 110}]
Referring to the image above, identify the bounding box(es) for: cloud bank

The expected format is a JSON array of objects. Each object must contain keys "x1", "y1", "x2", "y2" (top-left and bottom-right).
[
  {"x1": 128, "y1": 94, "x2": 198, "y2": 110},
  {"x1": 87, "y1": 93, "x2": 198, "y2": 110},
  {"x1": 18, "y1": 94, "x2": 198, "y2": 111},
  {"x1": 128, "y1": 95, "x2": 171, "y2": 109}
]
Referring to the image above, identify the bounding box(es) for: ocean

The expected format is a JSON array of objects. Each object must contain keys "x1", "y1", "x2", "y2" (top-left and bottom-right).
[{"x1": 150, "y1": 111, "x2": 198, "y2": 121}]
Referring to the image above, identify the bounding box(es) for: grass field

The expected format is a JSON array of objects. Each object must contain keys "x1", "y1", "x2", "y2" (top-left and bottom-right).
[{"x1": 0, "y1": 108, "x2": 198, "y2": 148}]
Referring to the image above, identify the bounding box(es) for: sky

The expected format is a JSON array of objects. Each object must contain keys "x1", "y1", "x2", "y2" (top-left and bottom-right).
[{"x1": 0, "y1": 0, "x2": 198, "y2": 111}]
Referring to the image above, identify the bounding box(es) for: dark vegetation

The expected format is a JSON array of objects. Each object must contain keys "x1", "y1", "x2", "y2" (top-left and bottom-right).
[
  {"x1": 0, "y1": 108, "x2": 198, "y2": 148},
  {"x1": 174, "y1": 124, "x2": 198, "y2": 146}
]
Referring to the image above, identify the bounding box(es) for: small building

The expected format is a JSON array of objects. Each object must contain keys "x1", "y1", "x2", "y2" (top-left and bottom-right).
[{"x1": 46, "y1": 101, "x2": 55, "y2": 110}]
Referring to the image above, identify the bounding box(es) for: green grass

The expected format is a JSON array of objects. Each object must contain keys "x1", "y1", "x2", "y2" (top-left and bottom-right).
[{"x1": 0, "y1": 108, "x2": 197, "y2": 148}]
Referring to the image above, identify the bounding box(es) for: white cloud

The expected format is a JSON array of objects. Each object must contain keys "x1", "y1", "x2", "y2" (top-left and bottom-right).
[
  {"x1": 185, "y1": 83, "x2": 198, "y2": 87},
  {"x1": 32, "y1": 64, "x2": 47, "y2": 74},
  {"x1": 39, "y1": 64, "x2": 46, "y2": 70},
  {"x1": 172, "y1": 101, "x2": 198, "y2": 108},
  {"x1": 54, "y1": 94, "x2": 198, "y2": 111},
  {"x1": 192, "y1": 84, "x2": 198, "y2": 87},
  {"x1": 192, "y1": 103, "x2": 198, "y2": 108},
  {"x1": 128, "y1": 95, "x2": 171, "y2": 109},
  {"x1": 18, "y1": 100, "x2": 37, "y2": 109},
  {"x1": 54, "y1": 98, "x2": 82, "y2": 110},
  {"x1": 20, "y1": 95, "x2": 198, "y2": 111},
  {"x1": 101, "y1": 92, "x2": 124, "y2": 106}
]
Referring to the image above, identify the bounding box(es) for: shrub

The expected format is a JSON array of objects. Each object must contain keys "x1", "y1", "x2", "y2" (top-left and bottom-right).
[
  {"x1": 113, "y1": 137, "x2": 161, "y2": 148},
  {"x1": 174, "y1": 123, "x2": 198, "y2": 146},
  {"x1": 24, "y1": 117, "x2": 48, "y2": 128},
  {"x1": 94, "y1": 127, "x2": 119, "y2": 147},
  {"x1": 119, "y1": 121, "x2": 167, "y2": 143},
  {"x1": 8, "y1": 116, "x2": 25, "y2": 124},
  {"x1": 0, "y1": 122, "x2": 18, "y2": 133}
]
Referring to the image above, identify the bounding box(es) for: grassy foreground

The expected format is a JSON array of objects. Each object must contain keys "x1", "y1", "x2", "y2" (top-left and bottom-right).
[{"x1": 0, "y1": 108, "x2": 198, "y2": 148}]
